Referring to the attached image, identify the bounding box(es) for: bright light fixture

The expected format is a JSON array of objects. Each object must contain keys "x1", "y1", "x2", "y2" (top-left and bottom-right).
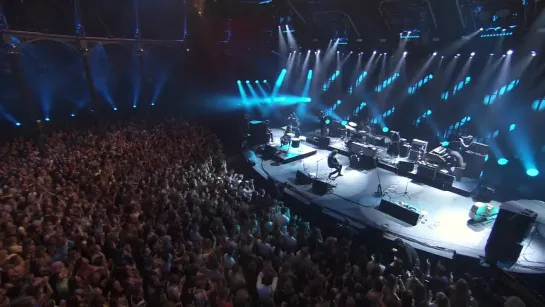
[{"x1": 507, "y1": 49, "x2": 513, "y2": 55}]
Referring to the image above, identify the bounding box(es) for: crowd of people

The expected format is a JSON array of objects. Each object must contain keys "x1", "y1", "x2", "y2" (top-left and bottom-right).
[{"x1": 0, "y1": 118, "x2": 528, "y2": 307}]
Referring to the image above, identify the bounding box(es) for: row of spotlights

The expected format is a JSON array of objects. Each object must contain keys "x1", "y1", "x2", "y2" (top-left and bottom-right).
[{"x1": 295, "y1": 50, "x2": 535, "y2": 57}]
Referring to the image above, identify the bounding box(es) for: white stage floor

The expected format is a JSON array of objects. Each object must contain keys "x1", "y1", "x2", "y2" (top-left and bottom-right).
[{"x1": 248, "y1": 129, "x2": 545, "y2": 273}]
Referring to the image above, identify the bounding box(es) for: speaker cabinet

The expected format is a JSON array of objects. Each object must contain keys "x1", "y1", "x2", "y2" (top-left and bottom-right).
[
  {"x1": 486, "y1": 201, "x2": 537, "y2": 265},
  {"x1": 378, "y1": 199, "x2": 420, "y2": 226},
  {"x1": 360, "y1": 155, "x2": 377, "y2": 169},
  {"x1": 318, "y1": 137, "x2": 331, "y2": 148},
  {"x1": 416, "y1": 163, "x2": 437, "y2": 180},
  {"x1": 312, "y1": 179, "x2": 331, "y2": 195},
  {"x1": 248, "y1": 121, "x2": 268, "y2": 145},
  {"x1": 397, "y1": 160, "x2": 415, "y2": 173},
  {"x1": 296, "y1": 170, "x2": 313, "y2": 185}
]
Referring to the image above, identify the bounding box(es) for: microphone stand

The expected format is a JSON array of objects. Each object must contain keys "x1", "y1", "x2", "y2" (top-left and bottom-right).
[
  {"x1": 374, "y1": 157, "x2": 385, "y2": 197},
  {"x1": 316, "y1": 157, "x2": 327, "y2": 179}
]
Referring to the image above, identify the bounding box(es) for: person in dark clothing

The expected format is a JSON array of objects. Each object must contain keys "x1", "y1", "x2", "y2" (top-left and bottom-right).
[
  {"x1": 328, "y1": 150, "x2": 343, "y2": 179},
  {"x1": 393, "y1": 238, "x2": 420, "y2": 270}
]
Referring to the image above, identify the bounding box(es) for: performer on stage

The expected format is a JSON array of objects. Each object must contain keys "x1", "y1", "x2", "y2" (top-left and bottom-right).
[
  {"x1": 287, "y1": 112, "x2": 300, "y2": 128},
  {"x1": 328, "y1": 150, "x2": 343, "y2": 178},
  {"x1": 445, "y1": 135, "x2": 473, "y2": 170}
]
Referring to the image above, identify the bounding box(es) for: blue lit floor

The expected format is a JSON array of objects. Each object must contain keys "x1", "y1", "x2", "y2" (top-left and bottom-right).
[{"x1": 249, "y1": 128, "x2": 545, "y2": 273}]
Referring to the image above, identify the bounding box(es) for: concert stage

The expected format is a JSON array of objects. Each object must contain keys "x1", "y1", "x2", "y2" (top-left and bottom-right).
[{"x1": 248, "y1": 128, "x2": 545, "y2": 273}]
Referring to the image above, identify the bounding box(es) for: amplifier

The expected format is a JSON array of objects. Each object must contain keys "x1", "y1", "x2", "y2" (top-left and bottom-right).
[
  {"x1": 349, "y1": 141, "x2": 366, "y2": 153},
  {"x1": 416, "y1": 163, "x2": 437, "y2": 180},
  {"x1": 435, "y1": 170, "x2": 455, "y2": 188},
  {"x1": 378, "y1": 199, "x2": 421, "y2": 226},
  {"x1": 361, "y1": 145, "x2": 378, "y2": 157},
  {"x1": 469, "y1": 142, "x2": 489, "y2": 155},
  {"x1": 398, "y1": 160, "x2": 415, "y2": 173},
  {"x1": 400, "y1": 144, "x2": 411, "y2": 158}
]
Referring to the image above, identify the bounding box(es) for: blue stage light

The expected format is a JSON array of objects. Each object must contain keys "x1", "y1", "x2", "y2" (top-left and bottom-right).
[
  {"x1": 507, "y1": 50, "x2": 513, "y2": 55},
  {"x1": 325, "y1": 119, "x2": 331, "y2": 125},
  {"x1": 15, "y1": 122, "x2": 21, "y2": 126},
  {"x1": 382, "y1": 127, "x2": 389, "y2": 133},
  {"x1": 246, "y1": 80, "x2": 250, "y2": 84},
  {"x1": 71, "y1": 113, "x2": 75, "y2": 117},
  {"x1": 497, "y1": 158, "x2": 509, "y2": 165},
  {"x1": 526, "y1": 169, "x2": 539, "y2": 177},
  {"x1": 237, "y1": 80, "x2": 241, "y2": 83},
  {"x1": 113, "y1": 107, "x2": 118, "y2": 111},
  {"x1": 341, "y1": 121, "x2": 347, "y2": 126},
  {"x1": 336, "y1": 100, "x2": 341, "y2": 105},
  {"x1": 263, "y1": 80, "x2": 267, "y2": 83},
  {"x1": 255, "y1": 80, "x2": 259, "y2": 84},
  {"x1": 151, "y1": 103, "x2": 155, "y2": 106},
  {"x1": 441, "y1": 141, "x2": 449, "y2": 147},
  {"x1": 133, "y1": 105, "x2": 137, "y2": 108},
  {"x1": 45, "y1": 117, "x2": 50, "y2": 122}
]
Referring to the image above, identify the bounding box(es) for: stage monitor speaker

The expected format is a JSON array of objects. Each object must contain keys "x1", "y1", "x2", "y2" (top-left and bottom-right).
[
  {"x1": 488, "y1": 201, "x2": 537, "y2": 245},
  {"x1": 360, "y1": 155, "x2": 377, "y2": 169},
  {"x1": 318, "y1": 137, "x2": 331, "y2": 148},
  {"x1": 397, "y1": 160, "x2": 415, "y2": 173},
  {"x1": 296, "y1": 170, "x2": 314, "y2": 185},
  {"x1": 378, "y1": 199, "x2": 420, "y2": 226},
  {"x1": 350, "y1": 154, "x2": 362, "y2": 168},
  {"x1": 485, "y1": 239, "x2": 523, "y2": 266},
  {"x1": 312, "y1": 179, "x2": 331, "y2": 195}
]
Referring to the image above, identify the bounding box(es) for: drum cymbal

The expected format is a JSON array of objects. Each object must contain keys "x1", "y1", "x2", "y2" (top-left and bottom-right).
[
  {"x1": 345, "y1": 126, "x2": 356, "y2": 131},
  {"x1": 286, "y1": 133, "x2": 295, "y2": 137},
  {"x1": 348, "y1": 122, "x2": 357, "y2": 127}
]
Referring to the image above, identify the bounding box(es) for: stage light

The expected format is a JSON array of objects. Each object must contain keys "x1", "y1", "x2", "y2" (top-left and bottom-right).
[
  {"x1": 382, "y1": 127, "x2": 389, "y2": 133},
  {"x1": 246, "y1": 80, "x2": 250, "y2": 84},
  {"x1": 337, "y1": 51, "x2": 339, "y2": 53},
  {"x1": 432, "y1": 52, "x2": 437, "y2": 56},
  {"x1": 151, "y1": 103, "x2": 155, "y2": 106},
  {"x1": 133, "y1": 105, "x2": 136, "y2": 108},
  {"x1": 479, "y1": 28, "x2": 483, "y2": 31},
  {"x1": 113, "y1": 107, "x2": 118, "y2": 111},
  {"x1": 186, "y1": 49, "x2": 190, "y2": 52},
  {"x1": 383, "y1": 52, "x2": 387, "y2": 55},
  {"x1": 507, "y1": 50, "x2": 513, "y2": 55},
  {"x1": 531, "y1": 51, "x2": 537, "y2": 56},
  {"x1": 255, "y1": 80, "x2": 259, "y2": 84},
  {"x1": 526, "y1": 168, "x2": 539, "y2": 177},
  {"x1": 325, "y1": 119, "x2": 331, "y2": 125},
  {"x1": 307, "y1": 49, "x2": 310, "y2": 53},
  {"x1": 470, "y1": 52, "x2": 475, "y2": 56},
  {"x1": 456, "y1": 53, "x2": 460, "y2": 57},
  {"x1": 71, "y1": 113, "x2": 75, "y2": 117},
  {"x1": 497, "y1": 158, "x2": 509, "y2": 165},
  {"x1": 502, "y1": 54, "x2": 506, "y2": 57},
  {"x1": 441, "y1": 56, "x2": 444, "y2": 58},
  {"x1": 441, "y1": 141, "x2": 449, "y2": 147},
  {"x1": 263, "y1": 80, "x2": 267, "y2": 83},
  {"x1": 490, "y1": 53, "x2": 494, "y2": 56},
  {"x1": 341, "y1": 120, "x2": 348, "y2": 126},
  {"x1": 317, "y1": 50, "x2": 320, "y2": 53},
  {"x1": 15, "y1": 122, "x2": 21, "y2": 126},
  {"x1": 403, "y1": 51, "x2": 407, "y2": 56},
  {"x1": 373, "y1": 51, "x2": 377, "y2": 54},
  {"x1": 45, "y1": 117, "x2": 50, "y2": 122},
  {"x1": 237, "y1": 80, "x2": 241, "y2": 83}
]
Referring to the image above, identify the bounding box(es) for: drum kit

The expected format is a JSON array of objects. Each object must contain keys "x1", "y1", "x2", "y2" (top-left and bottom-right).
[
  {"x1": 281, "y1": 132, "x2": 306, "y2": 151},
  {"x1": 344, "y1": 121, "x2": 374, "y2": 144}
]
